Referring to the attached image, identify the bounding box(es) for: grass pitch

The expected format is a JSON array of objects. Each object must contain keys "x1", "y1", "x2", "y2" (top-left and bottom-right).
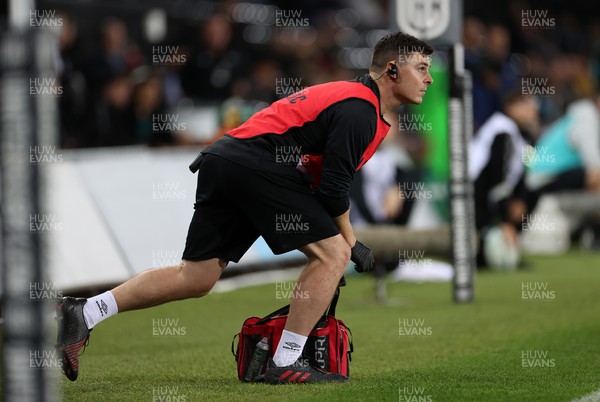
[{"x1": 59, "y1": 250, "x2": 600, "y2": 401}]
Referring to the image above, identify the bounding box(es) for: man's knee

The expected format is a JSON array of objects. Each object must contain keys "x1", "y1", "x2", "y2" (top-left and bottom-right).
[
  {"x1": 323, "y1": 244, "x2": 351, "y2": 275},
  {"x1": 303, "y1": 235, "x2": 351, "y2": 273},
  {"x1": 335, "y1": 241, "x2": 351, "y2": 266},
  {"x1": 178, "y1": 259, "x2": 223, "y2": 298}
]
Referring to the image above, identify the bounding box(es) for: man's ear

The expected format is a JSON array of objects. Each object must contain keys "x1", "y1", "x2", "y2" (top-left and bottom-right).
[
  {"x1": 386, "y1": 62, "x2": 398, "y2": 80},
  {"x1": 371, "y1": 65, "x2": 394, "y2": 81}
]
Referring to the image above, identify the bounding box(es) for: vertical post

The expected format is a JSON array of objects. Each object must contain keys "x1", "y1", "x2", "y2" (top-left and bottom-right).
[
  {"x1": 448, "y1": 44, "x2": 475, "y2": 303},
  {"x1": 2, "y1": 0, "x2": 58, "y2": 400}
]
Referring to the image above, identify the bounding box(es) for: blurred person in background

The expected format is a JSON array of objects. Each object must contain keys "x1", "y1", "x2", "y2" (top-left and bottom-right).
[
  {"x1": 181, "y1": 13, "x2": 249, "y2": 103},
  {"x1": 56, "y1": 12, "x2": 87, "y2": 148},
  {"x1": 211, "y1": 57, "x2": 283, "y2": 142},
  {"x1": 159, "y1": 45, "x2": 188, "y2": 110},
  {"x1": 463, "y1": 16, "x2": 486, "y2": 73},
  {"x1": 524, "y1": 92, "x2": 600, "y2": 250},
  {"x1": 246, "y1": 58, "x2": 282, "y2": 104},
  {"x1": 348, "y1": 120, "x2": 421, "y2": 229},
  {"x1": 349, "y1": 150, "x2": 403, "y2": 228},
  {"x1": 85, "y1": 18, "x2": 144, "y2": 91},
  {"x1": 470, "y1": 89, "x2": 540, "y2": 266},
  {"x1": 87, "y1": 74, "x2": 135, "y2": 147},
  {"x1": 470, "y1": 24, "x2": 519, "y2": 129},
  {"x1": 536, "y1": 52, "x2": 580, "y2": 125},
  {"x1": 591, "y1": 20, "x2": 600, "y2": 87},
  {"x1": 525, "y1": 92, "x2": 600, "y2": 208},
  {"x1": 80, "y1": 17, "x2": 144, "y2": 147},
  {"x1": 131, "y1": 70, "x2": 176, "y2": 146}
]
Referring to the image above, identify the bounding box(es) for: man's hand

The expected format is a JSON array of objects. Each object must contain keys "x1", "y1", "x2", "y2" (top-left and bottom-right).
[{"x1": 351, "y1": 241, "x2": 374, "y2": 273}]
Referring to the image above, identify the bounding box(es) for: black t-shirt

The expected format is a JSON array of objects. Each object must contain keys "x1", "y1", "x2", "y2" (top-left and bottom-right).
[{"x1": 202, "y1": 75, "x2": 385, "y2": 216}]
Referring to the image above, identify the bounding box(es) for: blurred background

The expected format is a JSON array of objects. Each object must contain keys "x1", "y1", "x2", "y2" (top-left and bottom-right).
[{"x1": 26, "y1": 0, "x2": 600, "y2": 148}]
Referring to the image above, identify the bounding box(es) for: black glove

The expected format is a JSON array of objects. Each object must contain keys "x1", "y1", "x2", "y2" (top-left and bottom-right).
[{"x1": 351, "y1": 241, "x2": 374, "y2": 273}]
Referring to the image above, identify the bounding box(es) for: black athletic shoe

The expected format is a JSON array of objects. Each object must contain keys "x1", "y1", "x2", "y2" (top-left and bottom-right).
[
  {"x1": 57, "y1": 297, "x2": 91, "y2": 381},
  {"x1": 264, "y1": 358, "x2": 349, "y2": 384}
]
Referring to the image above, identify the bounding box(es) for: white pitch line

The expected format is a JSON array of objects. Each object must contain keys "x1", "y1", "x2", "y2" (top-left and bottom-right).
[{"x1": 572, "y1": 389, "x2": 600, "y2": 402}]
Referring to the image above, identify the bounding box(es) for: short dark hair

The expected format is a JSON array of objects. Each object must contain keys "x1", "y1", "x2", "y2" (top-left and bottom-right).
[{"x1": 370, "y1": 32, "x2": 433, "y2": 71}]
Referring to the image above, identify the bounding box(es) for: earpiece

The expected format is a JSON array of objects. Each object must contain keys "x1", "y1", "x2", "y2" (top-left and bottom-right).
[
  {"x1": 387, "y1": 63, "x2": 398, "y2": 79},
  {"x1": 374, "y1": 62, "x2": 398, "y2": 81}
]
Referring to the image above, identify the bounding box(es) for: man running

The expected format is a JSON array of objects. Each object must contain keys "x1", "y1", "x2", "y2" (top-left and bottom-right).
[{"x1": 57, "y1": 31, "x2": 433, "y2": 384}]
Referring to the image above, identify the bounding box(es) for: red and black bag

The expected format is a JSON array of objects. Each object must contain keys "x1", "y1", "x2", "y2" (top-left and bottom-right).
[{"x1": 231, "y1": 281, "x2": 353, "y2": 381}]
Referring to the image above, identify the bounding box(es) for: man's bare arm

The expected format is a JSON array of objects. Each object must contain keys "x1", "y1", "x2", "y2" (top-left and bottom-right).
[{"x1": 332, "y1": 209, "x2": 356, "y2": 248}]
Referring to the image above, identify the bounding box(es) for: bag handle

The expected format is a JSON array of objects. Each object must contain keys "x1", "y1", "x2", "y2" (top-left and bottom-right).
[
  {"x1": 326, "y1": 287, "x2": 340, "y2": 317},
  {"x1": 256, "y1": 304, "x2": 291, "y2": 324},
  {"x1": 231, "y1": 333, "x2": 239, "y2": 360},
  {"x1": 346, "y1": 325, "x2": 353, "y2": 361},
  {"x1": 327, "y1": 275, "x2": 345, "y2": 317},
  {"x1": 256, "y1": 276, "x2": 345, "y2": 324}
]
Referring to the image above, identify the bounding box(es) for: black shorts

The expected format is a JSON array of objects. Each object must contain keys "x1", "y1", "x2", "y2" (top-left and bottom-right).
[
  {"x1": 182, "y1": 154, "x2": 339, "y2": 263},
  {"x1": 540, "y1": 168, "x2": 586, "y2": 192},
  {"x1": 525, "y1": 168, "x2": 587, "y2": 213}
]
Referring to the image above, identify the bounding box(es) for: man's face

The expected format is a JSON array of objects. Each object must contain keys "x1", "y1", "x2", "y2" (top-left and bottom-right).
[
  {"x1": 391, "y1": 53, "x2": 433, "y2": 105},
  {"x1": 506, "y1": 97, "x2": 539, "y2": 132}
]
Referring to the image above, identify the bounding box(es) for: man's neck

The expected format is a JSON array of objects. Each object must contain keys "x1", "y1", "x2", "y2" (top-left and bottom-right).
[{"x1": 371, "y1": 75, "x2": 395, "y2": 115}]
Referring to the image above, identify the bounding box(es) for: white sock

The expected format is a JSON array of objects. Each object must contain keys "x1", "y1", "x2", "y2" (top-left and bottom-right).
[
  {"x1": 273, "y1": 330, "x2": 307, "y2": 367},
  {"x1": 83, "y1": 291, "x2": 118, "y2": 329}
]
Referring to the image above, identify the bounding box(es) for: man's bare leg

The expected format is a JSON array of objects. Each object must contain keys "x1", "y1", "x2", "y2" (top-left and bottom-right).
[
  {"x1": 267, "y1": 234, "x2": 350, "y2": 381},
  {"x1": 284, "y1": 234, "x2": 350, "y2": 336},
  {"x1": 58, "y1": 258, "x2": 225, "y2": 380},
  {"x1": 265, "y1": 235, "x2": 352, "y2": 382},
  {"x1": 112, "y1": 258, "x2": 226, "y2": 312},
  {"x1": 81, "y1": 258, "x2": 225, "y2": 329}
]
